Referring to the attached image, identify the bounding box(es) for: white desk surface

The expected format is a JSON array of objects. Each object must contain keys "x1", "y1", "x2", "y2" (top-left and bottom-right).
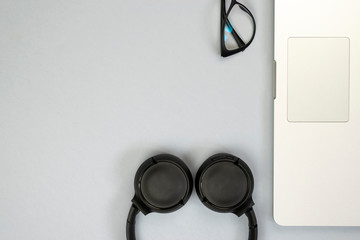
[{"x1": 0, "y1": 0, "x2": 359, "y2": 239}]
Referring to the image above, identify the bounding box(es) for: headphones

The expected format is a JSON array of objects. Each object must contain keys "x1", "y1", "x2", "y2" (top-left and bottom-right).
[{"x1": 126, "y1": 153, "x2": 257, "y2": 240}]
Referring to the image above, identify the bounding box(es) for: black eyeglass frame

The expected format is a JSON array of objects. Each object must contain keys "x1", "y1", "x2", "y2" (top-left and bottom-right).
[{"x1": 220, "y1": 0, "x2": 256, "y2": 57}]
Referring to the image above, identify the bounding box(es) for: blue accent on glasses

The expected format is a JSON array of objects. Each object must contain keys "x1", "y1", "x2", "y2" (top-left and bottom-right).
[{"x1": 225, "y1": 23, "x2": 233, "y2": 33}]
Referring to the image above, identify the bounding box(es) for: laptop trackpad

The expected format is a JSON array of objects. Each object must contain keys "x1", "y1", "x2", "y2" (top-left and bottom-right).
[{"x1": 287, "y1": 37, "x2": 350, "y2": 122}]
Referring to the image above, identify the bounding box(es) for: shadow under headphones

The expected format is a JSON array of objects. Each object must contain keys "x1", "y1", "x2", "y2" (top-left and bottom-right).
[{"x1": 126, "y1": 153, "x2": 257, "y2": 240}]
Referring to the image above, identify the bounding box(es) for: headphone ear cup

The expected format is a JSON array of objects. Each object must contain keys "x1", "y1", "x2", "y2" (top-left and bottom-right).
[
  {"x1": 132, "y1": 154, "x2": 193, "y2": 214},
  {"x1": 195, "y1": 153, "x2": 254, "y2": 216}
]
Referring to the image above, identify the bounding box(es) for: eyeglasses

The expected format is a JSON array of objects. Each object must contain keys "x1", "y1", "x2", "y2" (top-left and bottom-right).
[{"x1": 220, "y1": 0, "x2": 256, "y2": 57}]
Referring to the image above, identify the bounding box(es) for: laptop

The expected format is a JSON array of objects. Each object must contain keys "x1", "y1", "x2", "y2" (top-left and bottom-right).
[{"x1": 274, "y1": 0, "x2": 360, "y2": 226}]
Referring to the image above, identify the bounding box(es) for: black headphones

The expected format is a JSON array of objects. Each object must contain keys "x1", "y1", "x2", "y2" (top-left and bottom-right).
[{"x1": 126, "y1": 153, "x2": 257, "y2": 240}]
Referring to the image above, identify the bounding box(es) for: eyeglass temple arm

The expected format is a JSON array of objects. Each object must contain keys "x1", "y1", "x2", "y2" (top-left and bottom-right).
[{"x1": 226, "y1": 19, "x2": 246, "y2": 48}]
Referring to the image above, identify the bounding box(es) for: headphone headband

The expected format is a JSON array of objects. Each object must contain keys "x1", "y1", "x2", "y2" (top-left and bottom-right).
[{"x1": 126, "y1": 204, "x2": 257, "y2": 240}]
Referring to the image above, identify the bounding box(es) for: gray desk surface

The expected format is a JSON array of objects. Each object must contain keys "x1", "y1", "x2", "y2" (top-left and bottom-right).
[{"x1": 0, "y1": 0, "x2": 359, "y2": 239}]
